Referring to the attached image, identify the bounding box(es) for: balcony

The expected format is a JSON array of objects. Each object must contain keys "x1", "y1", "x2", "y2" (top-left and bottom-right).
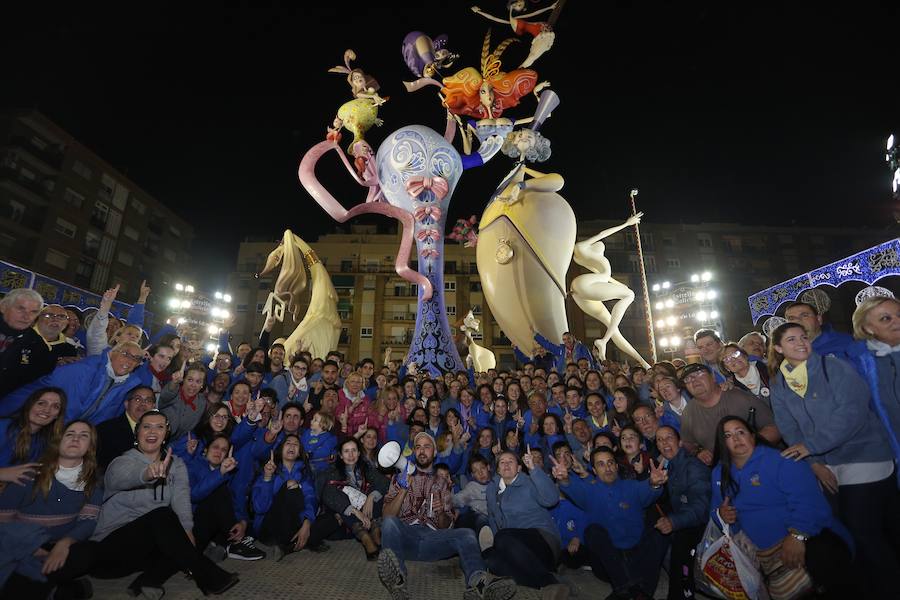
[
  {"x1": 385, "y1": 289, "x2": 418, "y2": 297},
  {"x1": 386, "y1": 312, "x2": 417, "y2": 321},
  {"x1": 492, "y1": 336, "x2": 512, "y2": 347},
  {"x1": 0, "y1": 166, "x2": 54, "y2": 202},
  {"x1": 10, "y1": 136, "x2": 64, "y2": 170},
  {"x1": 381, "y1": 335, "x2": 413, "y2": 347},
  {"x1": 0, "y1": 201, "x2": 44, "y2": 232}
]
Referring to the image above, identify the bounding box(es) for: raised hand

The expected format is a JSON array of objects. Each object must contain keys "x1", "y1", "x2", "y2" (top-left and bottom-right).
[
  {"x1": 268, "y1": 409, "x2": 283, "y2": 435},
  {"x1": 339, "y1": 407, "x2": 349, "y2": 431},
  {"x1": 522, "y1": 450, "x2": 535, "y2": 471},
  {"x1": 246, "y1": 397, "x2": 262, "y2": 422},
  {"x1": 654, "y1": 402, "x2": 665, "y2": 419},
  {"x1": 171, "y1": 360, "x2": 187, "y2": 385},
  {"x1": 185, "y1": 431, "x2": 198, "y2": 455},
  {"x1": 492, "y1": 440, "x2": 502, "y2": 456},
  {"x1": 696, "y1": 448, "x2": 714, "y2": 466},
  {"x1": 263, "y1": 450, "x2": 277, "y2": 480},
  {"x1": 563, "y1": 409, "x2": 574, "y2": 433},
  {"x1": 220, "y1": 445, "x2": 238, "y2": 475},
  {"x1": 570, "y1": 457, "x2": 588, "y2": 478},
  {"x1": 357, "y1": 418, "x2": 369, "y2": 436},
  {"x1": 549, "y1": 455, "x2": 568, "y2": 481},
  {"x1": 648, "y1": 458, "x2": 668, "y2": 487},
  {"x1": 718, "y1": 496, "x2": 737, "y2": 525},
  {"x1": 147, "y1": 448, "x2": 174, "y2": 480},
  {"x1": 138, "y1": 280, "x2": 151, "y2": 303},
  {"x1": 100, "y1": 284, "x2": 120, "y2": 313},
  {"x1": 625, "y1": 211, "x2": 644, "y2": 227}
]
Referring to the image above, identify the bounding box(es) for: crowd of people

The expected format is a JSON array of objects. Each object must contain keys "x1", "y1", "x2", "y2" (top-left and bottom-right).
[{"x1": 1, "y1": 282, "x2": 899, "y2": 600}]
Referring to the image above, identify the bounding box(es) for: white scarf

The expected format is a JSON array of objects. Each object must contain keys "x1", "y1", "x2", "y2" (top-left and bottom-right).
[
  {"x1": 291, "y1": 374, "x2": 308, "y2": 392},
  {"x1": 868, "y1": 338, "x2": 900, "y2": 357},
  {"x1": 55, "y1": 463, "x2": 85, "y2": 491},
  {"x1": 498, "y1": 474, "x2": 518, "y2": 494},
  {"x1": 343, "y1": 385, "x2": 364, "y2": 405},
  {"x1": 668, "y1": 394, "x2": 688, "y2": 416},
  {"x1": 106, "y1": 360, "x2": 131, "y2": 384},
  {"x1": 735, "y1": 365, "x2": 762, "y2": 396}
]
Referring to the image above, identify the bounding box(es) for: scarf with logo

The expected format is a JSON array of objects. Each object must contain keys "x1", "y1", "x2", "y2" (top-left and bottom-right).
[{"x1": 780, "y1": 360, "x2": 809, "y2": 398}]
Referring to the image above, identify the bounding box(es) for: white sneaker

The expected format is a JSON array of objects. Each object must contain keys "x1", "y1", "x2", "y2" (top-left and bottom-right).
[{"x1": 478, "y1": 526, "x2": 495, "y2": 552}]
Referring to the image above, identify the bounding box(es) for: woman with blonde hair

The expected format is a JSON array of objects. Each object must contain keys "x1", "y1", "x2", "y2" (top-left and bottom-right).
[
  {"x1": 336, "y1": 372, "x2": 371, "y2": 437},
  {"x1": 852, "y1": 295, "x2": 900, "y2": 467}
]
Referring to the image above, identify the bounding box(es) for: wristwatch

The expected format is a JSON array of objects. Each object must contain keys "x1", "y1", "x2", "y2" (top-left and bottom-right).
[{"x1": 788, "y1": 528, "x2": 809, "y2": 542}]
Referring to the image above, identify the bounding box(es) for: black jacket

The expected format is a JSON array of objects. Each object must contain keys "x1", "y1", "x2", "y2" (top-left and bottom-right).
[{"x1": 96, "y1": 413, "x2": 136, "y2": 469}]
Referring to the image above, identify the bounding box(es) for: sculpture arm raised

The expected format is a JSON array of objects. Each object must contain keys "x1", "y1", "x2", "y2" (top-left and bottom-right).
[
  {"x1": 581, "y1": 212, "x2": 642, "y2": 246},
  {"x1": 298, "y1": 140, "x2": 434, "y2": 300}
]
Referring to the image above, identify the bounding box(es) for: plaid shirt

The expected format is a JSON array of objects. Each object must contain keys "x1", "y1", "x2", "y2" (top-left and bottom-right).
[{"x1": 385, "y1": 469, "x2": 453, "y2": 530}]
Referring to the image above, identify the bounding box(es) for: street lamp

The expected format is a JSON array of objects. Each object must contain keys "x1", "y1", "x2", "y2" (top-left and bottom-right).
[
  {"x1": 214, "y1": 291, "x2": 223, "y2": 299},
  {"x1": 168, "y1": 298, "x2": 180, "y2": 309},
  {"x1": 175, "y1": 283, "x2": 184, "y2": 291},
  {"x1": 690, "y1": 274, "x2": 700, "y2": 283},
  {"x1": 701, "y1": 271, "x2": 712, "y2": 282},
  {"x1": 223, "y1": 294, "x2": 232, "y2": 303}
]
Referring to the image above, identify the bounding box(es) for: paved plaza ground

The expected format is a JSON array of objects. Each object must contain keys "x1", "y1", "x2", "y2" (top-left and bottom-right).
[{"x1": 88, "y1": 539, "x2": 671, "y2": 599}]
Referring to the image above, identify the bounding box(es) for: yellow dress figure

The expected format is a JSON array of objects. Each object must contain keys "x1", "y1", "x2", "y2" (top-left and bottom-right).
[{"x1": 257, "y1": 230, "x2": 341, "y2": 362}]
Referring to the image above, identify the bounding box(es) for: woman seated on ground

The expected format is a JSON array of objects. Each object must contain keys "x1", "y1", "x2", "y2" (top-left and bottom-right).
[
  {"x1": 483, "y1": 450, "x2": 567, "y2": 596},
  {"x1": 0, "y1": 387, "x2": 66, "y2": 485},
  {"x1": 251, "y1": 434, "x2": 335, "y2": 560},
  {"x1": 187, "y1": 433, "x2": 265, "y2": 562},
  {"x1": 317, "y1": 436, "x2": 389, "y2": 560},
  {"x1": 617, "y1": 425, "x2": 651, "y2": 481},
  {"x1": 79, "y1": 411, "x2": 237, "y2": 597},
  {"x1": 711, "y1": 416, "x2": 853, "y2": 598},
  {"x1": 0, "y1": 420, "x2": 102, "y2": 598}
]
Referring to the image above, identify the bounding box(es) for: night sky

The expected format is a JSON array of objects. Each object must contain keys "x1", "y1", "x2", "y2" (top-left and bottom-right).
[{"x1": 5, "y1": 1, "x2": 898, "y2": 288}]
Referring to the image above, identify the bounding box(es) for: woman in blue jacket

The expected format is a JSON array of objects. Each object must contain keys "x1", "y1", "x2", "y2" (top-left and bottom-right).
[
  {"x1": 270, "y1": 356, "x2": 310, "y2": 408},
  {"x1": 187, "y1": 434, "x2": 266, "y2": 561},
  {"x1": 251, "y1": 434, "x2": 332, "y2": 559},
  {"x1": 769, "y1": 322, "x2": 897, "y2": 595},
  {"x1": 484, "y1": 450, "x2": 564, "y2": 594},
  {"x1": 711, "y1": 416, "x2": 854, "y2": 597},
  {"x1": 0, "y1": 387, "x2": 66, "y2": 484}
]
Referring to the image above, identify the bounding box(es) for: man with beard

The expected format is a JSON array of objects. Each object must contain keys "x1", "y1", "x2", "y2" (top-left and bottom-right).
[{"x1": 378, "y1": 432, "x2": 516, "y2": 600}]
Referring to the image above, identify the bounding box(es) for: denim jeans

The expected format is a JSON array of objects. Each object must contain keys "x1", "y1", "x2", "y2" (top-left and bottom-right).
[{"x1": 381, "y1": 516, "x2": 485, "y2": 583}]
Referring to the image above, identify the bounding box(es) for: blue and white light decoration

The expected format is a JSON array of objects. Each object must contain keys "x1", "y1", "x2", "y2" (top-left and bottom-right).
[{"x1": 748, "y1": 238, "x2": 900, "y2": 323}]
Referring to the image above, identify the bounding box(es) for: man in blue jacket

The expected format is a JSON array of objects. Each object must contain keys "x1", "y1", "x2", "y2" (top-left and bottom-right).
[
  {"x1": 0, "y1": 341, "x2": 144, "y2": 424},
  {"x1": 784, "y1": 301, "x2": 865, "y2": 373},
  {"x1": 653, "y1": 426, "x2": 710, "y2": 600},
  {"x1": 535, "y1": 332, "x2": 593, "y2": 374},
  {"x1": 553, "y1": 446, "x2": 669, "y2": 600}
]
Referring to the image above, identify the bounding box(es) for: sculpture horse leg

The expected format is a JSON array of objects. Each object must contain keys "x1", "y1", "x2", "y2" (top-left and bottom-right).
[{"x1": 298, "y1": 140, "x2": 434, "y2": 300}]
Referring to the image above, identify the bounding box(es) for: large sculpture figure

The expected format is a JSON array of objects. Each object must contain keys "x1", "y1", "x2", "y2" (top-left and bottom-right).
[
  {"x1": 570, "y1": 214, "x2": 651, "y2": 369},
  {"x1": 300, "y1": 124, "x2": 466, "y2": 374},
  {"x1": 257, "y1": 230, "x2": 341, "y2": 362}
]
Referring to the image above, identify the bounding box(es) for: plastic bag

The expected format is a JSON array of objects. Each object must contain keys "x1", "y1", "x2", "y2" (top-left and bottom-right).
[
  {"x1": 696, "y1": 514, "x2": 768, "y2": 600},
  {"x1": 342, "y1": 485, "x2": 367, "y2": 509}
]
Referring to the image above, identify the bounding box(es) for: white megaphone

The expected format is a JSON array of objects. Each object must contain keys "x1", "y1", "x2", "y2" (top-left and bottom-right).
[{"x1": 378, "y1": 441, "x2": 416, "y2": 475}]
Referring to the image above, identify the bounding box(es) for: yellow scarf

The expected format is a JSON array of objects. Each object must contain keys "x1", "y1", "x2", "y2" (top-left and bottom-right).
[{"x1": 780, "y1": 360, "x2": 808, "y2": 398}]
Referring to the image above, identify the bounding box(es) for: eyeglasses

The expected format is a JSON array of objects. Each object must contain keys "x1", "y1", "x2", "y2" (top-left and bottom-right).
[
  {"x1": 211, "y1": 414, "x2": 230, "y2": 421},
  {"x1": 41, "y1": 314, "x2": 70, "y2": 321},
  {"x1": 115, "y1": 350, "x2": 144, "y2": 364},
  {"x1": 131, "y1": 395, "x2": 155, "y2": 406},
  {"x1": 682, "y1": 371, "x2": 708, "y2": 384},
  {"x1": 722, "y1": 350, "x2": 744, "y2": 364},
  {"x1": 633, "y1": 415, "x2": 655, "y2": 424}
]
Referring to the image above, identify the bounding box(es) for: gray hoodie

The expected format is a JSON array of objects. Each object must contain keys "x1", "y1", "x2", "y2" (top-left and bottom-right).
[{"x1": 91, "y1": 448, "x2": 192, "y2": 541}]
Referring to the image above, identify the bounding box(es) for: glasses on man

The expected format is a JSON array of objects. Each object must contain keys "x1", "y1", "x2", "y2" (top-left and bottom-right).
[
  {"x1": 682, "y1": 371, "x2": 708, "y2": 384},
  {"x1": 131, "y1": 395, "x2": 156, "y2": 406},
  {"x1": 41, "y1": 313, "x2": 70, "y2": 321},
  {"x1": 116, "y1": 350, "x2": 144, "y2": 364}
]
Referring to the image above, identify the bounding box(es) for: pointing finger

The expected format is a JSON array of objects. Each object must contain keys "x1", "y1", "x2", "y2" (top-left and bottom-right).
[{"x1": 228, "y1": 445, "x2": 234, "y2": 458}]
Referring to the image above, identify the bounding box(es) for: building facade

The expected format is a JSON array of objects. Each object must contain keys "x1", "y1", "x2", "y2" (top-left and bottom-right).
[
  {"x1": 0, "y1": 110, "x2": 194, "y2": 316},
  {"x1": 229, "y1": 220, "x2": 894, "y2": 369}
]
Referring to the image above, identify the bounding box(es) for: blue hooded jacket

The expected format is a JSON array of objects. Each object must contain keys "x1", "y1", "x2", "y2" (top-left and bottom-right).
[
  {"x1": 860, "y1": 347, "x2": 900, "y2": 482},
  {"x1": 534, "y1": 333, "x2": 594, "y2": 374},
  {"x1": 251, "y1": 461, "x2": 317, "y2": 534},
  {"x1": 560, "y1": 473, "x2": 663, "y2": 549},
  {"x1": 711, "y1": 445, "x2": 853, "y2": 552},
  {"x1": 812, "y1": 325, "x2": 866, "y2": 376},
  {"x1": 0, "y1": 348, "x2": 142, "y2": 424}
]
